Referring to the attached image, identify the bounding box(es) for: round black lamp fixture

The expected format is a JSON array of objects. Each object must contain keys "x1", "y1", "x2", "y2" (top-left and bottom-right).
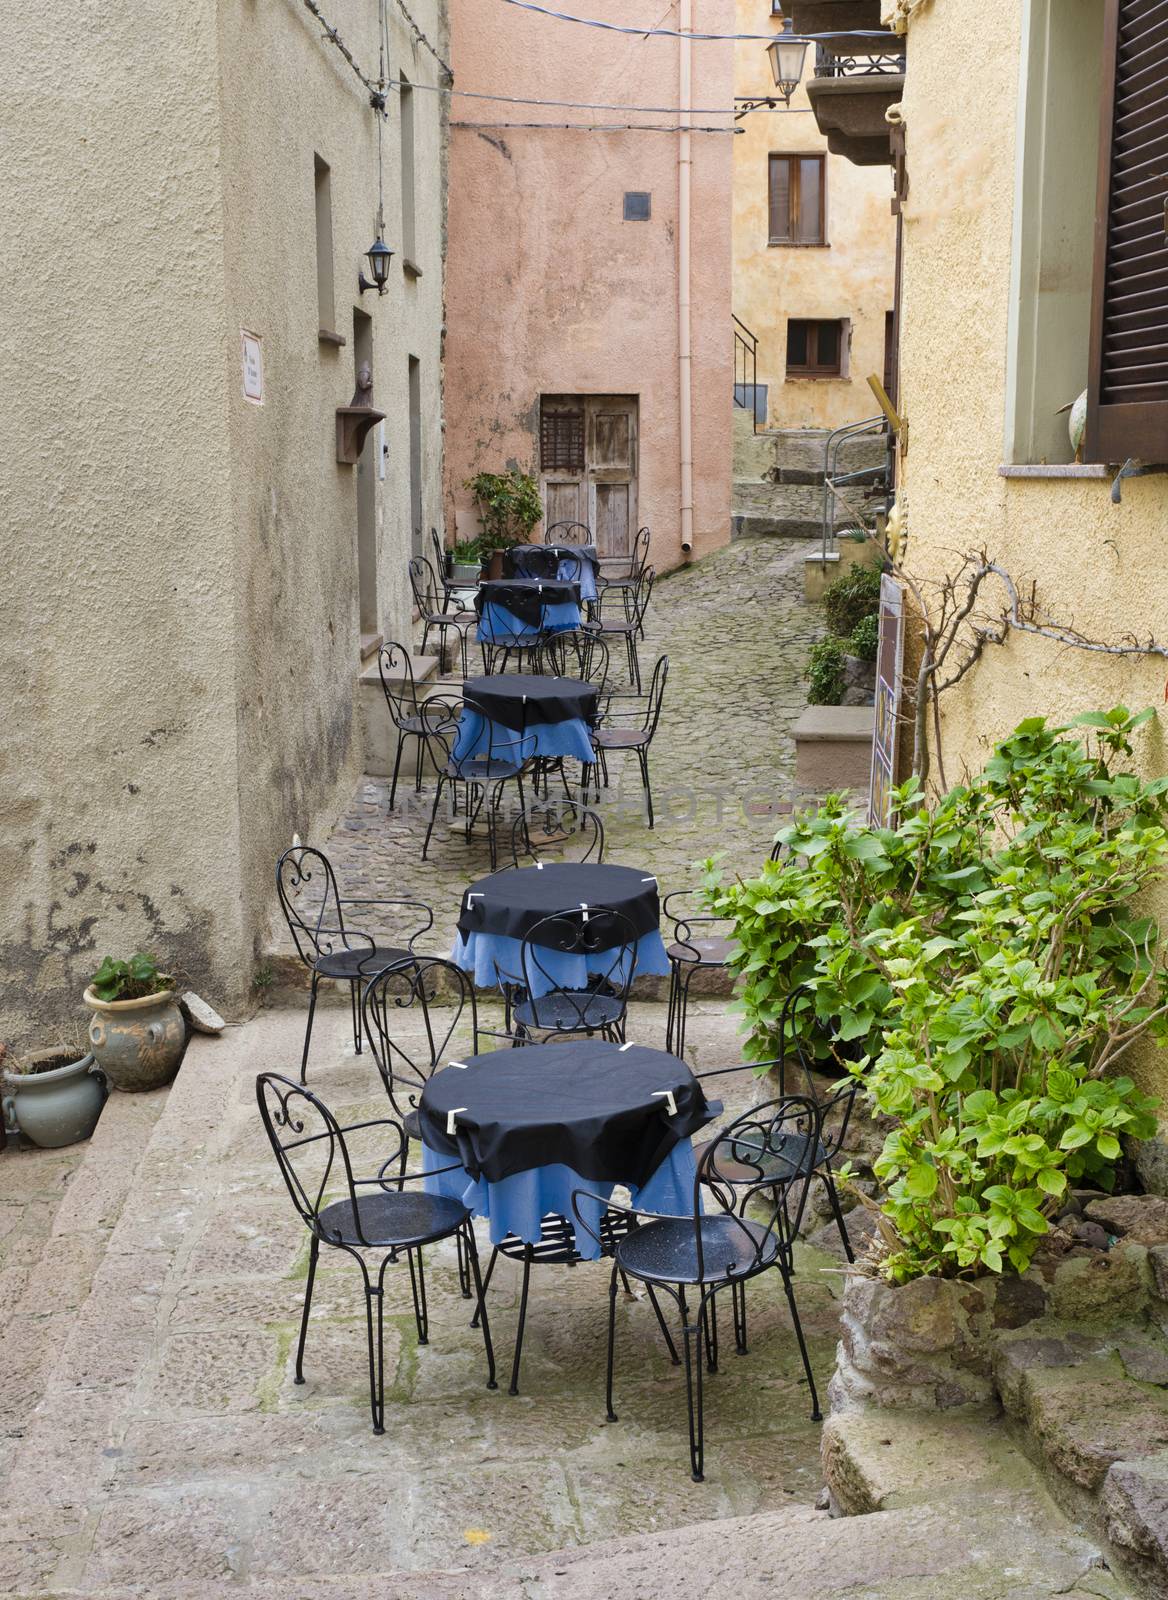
[
  {"x1": 766, "y1": 28, "x2": 809, "y2": 104},
  {"x1": 359, "y1": 235, "x2": 394, "y2": 295}
]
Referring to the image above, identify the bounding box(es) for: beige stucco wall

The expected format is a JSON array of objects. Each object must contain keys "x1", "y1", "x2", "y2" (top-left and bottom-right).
[
  {"x1": 443, "y1": 0, "x2": 735, "y2": 569},
  {"x1": 732, "y1": 0, "x2": 897, "y2": 431},
  {"x1": 0, "y1": 0, "x2": 448, "y2": 1050},
  {"x1": 894, "y1": 0, "x2": 1168, "y2": 1111}
]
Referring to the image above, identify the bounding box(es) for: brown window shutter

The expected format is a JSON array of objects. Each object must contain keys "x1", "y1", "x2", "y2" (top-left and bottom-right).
[{"x1": 1085, "y1": 0, "x2": 1168, "y2": 463}]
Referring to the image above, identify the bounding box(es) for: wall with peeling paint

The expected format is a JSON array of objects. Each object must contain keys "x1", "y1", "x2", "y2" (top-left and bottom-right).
[
  {"x1": 443, "y1": 0, "x2": 735, "y2": 568},
  {"x1": 0, "y1": 0, "x2": 448, "y2": 1051},
  {"x1": 731, "y1": 0, "x2": 897, "y2": 431}
]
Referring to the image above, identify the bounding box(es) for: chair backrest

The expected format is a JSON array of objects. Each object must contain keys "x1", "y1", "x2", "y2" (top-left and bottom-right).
[
  {"x1": 631, "y1": 565, "x2": 656, "y2": 626},
  {"x1": 378, "y1": 640, "x2": 421, "y2": 727},
  {"x1": 257, "y1": 1071, "x2": 409, "y2": 1248},
  {"x1": 662, "y1": 881, "x2": 734, "y2": 952},
  {"x1": 632, "y1": 525, "x2": 651, "y2": 576},
  {"x1": 547, "y1": 628, "x2": 610, "y2": 692},
  {"x1": 422, "y1": 693, "x2": 536, "y2": 778},
  {"x1": 362, "y1": 957, "x2": 479, "y2": 1123},
  {"x1": 545, "y1": 519, "x2": 591, "y2": 546},
  {"x1": 429, "y1": 527, "x2": 448, "y2": 577},
  {"x1": 510, "y1": 800, "x2": 605, "y2": 867},
  {"x1": 275, "y1": 844, "x2": 347, "y2": 966},
  {"x1": 518, "y1": 906, "x2": 637, "y2": 1018},
  {"x1": 408, "y1": 555, "x2": 440, "y2": 615},
  {"x1": 776, "y1": 984, "x2": 859, "y2": 1159},
  {"x1": 693, "y1": 1094, "x2": 822, "y2": 1281},
  {"x1": 641, "y1": 653, "x2": 669, "y2": 736}
]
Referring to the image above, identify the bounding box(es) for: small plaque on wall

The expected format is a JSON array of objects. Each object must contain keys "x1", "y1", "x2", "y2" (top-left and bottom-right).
[{"x1": 241, "y1": 330, "x2": 264, "y2": 405}]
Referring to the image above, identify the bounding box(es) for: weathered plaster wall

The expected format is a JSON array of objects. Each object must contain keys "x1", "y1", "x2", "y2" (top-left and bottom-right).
[
  {"x1": 0, "y1": 0, "x2": 448, "y2": 1050},
  {"x1": 443, "y1": 0, "x2": 734, "y2": 569},
  {"x1": 732, "y1": 0, "x2": 897, "y2": 431},
  {"x1": 895, "y1": 0, "x2": 1168, "y2": 1108}
]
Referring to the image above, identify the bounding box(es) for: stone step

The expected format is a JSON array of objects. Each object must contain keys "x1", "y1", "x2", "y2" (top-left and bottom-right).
[{"x1": 793, "y1": 706, "x2": 874, "y2": 792}]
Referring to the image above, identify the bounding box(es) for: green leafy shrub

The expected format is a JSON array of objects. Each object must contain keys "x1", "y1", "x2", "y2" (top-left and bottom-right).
[
  {"x1": 90, "y1": 953, "x2": 170, "y2": 1003},
  {"x1": 805, "y1": 637, "x2": 847, "y2": 705},
  {"x1": 823, "y1": 564, "x2": 882, "y2": 639},
  {"x1": 703, "y1": 708, "x2": 1167, "y2": 1283},
  {"x1": 450, "y1": 538, "x2": 483, "y2": 565},
  {"x1": 464, "y1": 469, "x2": 543, "y2": 553},
  {"x1": 849, "y1": 612, "x2": 879, "y2": 662}
]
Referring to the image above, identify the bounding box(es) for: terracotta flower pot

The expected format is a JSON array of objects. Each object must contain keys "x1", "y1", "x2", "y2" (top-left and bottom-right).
[
  {"x1": 2, "y1": 1050, "x2": 108, "y2": 1148},
  {"x1": 83, "y1": 983, "x2": 187, "y2": 1092}
]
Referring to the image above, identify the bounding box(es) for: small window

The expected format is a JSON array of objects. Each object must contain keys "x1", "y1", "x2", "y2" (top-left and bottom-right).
[
  {"x1": 787, "y1": 318, "x2": 844, "y2": 377},
  {"x1": 623, "y1": 191, "x2": 651, "y2": 221},
  {"x1": 540, "y1": 401, "x2": 585, "y2": 472},
  {"x1": 768, "y1": 153, "x2": 825, "y2": 246},
  {"x1": 314, "y1": 154, "x2": 337, "y2": 338}
]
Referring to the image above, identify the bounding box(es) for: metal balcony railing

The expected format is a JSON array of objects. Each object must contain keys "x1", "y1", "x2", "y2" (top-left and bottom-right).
[{"x1": 813, "y1": 43, "x2": 905, "y2": 77}]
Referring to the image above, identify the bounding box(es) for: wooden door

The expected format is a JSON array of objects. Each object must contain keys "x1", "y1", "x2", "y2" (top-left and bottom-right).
[{"x1": 538, "y1": 394, "x2": 637, "y2": 554}]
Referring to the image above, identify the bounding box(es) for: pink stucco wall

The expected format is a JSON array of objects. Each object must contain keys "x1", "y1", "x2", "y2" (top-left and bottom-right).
[{"x1": 444, "y1": 0, "x2": 735, "y2": 570}]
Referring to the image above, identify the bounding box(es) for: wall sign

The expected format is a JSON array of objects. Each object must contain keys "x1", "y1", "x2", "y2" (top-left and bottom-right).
[
  {"x1": 241, "y1": 330, "x2": 264, "y2": 405},
  {"x1": 869, "y1": 574, "x2": 905, "y2": 827}
]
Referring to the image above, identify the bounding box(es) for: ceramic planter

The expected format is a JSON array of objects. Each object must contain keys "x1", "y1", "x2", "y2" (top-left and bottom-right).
[
  {"x1": 451, "y1": 561, "x2": 481, "y2": 585},
  {"x1": 2, "y1": 1050, "x2": 108, "y2": 1148},
  {"x1": 83, "y1": 983, "x2": 187, "y2": 1092}
]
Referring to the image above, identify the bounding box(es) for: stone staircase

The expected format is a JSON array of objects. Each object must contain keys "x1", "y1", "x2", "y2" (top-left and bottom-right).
[{"x1": 730, "y1": 410, "x2": 887, "y2": 543}]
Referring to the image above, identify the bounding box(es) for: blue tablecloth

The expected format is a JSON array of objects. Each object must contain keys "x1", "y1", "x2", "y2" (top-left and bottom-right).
[
  {"x1": 557, "y1": 557, "x2": 597, "y2": 603},
  {"x1": 477, "y1": 599, "x2": 582, "y2": 644},
  {"x1": 421, "y1": 1137, "x2": 698, "y2": 1259},
  {"x1": 452, "y1": 708, "x2": 595, "y2": 766},
  {"x1": 451, "y1": 926, "x2": 671, "y2": 995},
  {"x1": 507, "y1": 546, "x2": 599, "y2": 602}
]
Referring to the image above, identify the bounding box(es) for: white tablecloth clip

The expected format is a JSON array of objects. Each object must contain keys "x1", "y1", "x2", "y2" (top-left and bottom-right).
[
  {"x1": 447, "y1": 1061, "x2": 468, "y2": 1070},
  {"x1": 641, "y1": 876, "x2": 657, "y2": 885},
  {"x1": 619, "y1": 1041, "x2": 635, "y2": 1052},
  {"x1": 652, "y1": 1090, "x2": 678, "y2": 1117},
  {"x1": 446, "y1": 1107, "x2": 467, "y2": 1135},
  {"x1": 579, "y1": 901, "x2": 589, "y2": 924},
  {"x1": 535, "y1": 860, "x2": 544, "y2": 870},
  {"x1": 466, "y1": 892, "x2": 483, "y2": 903}
]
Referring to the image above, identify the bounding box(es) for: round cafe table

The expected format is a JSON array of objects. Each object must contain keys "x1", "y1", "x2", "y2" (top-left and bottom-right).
[
  {"x1": 454, "y1": 673, "x2": 597, "y2": 766},
  {"x1": 418, "y1": 1039, "x2": 718, "y2": 1258},
  {"x1": 505, "y1": 543, "x2": 600, "y2": 603},
  {"x1": 451, "y1": 859, "x2": 671, "y2": 994},
  {"x1": 476, "y1": 578, "x2": 582, "y2": 644}
]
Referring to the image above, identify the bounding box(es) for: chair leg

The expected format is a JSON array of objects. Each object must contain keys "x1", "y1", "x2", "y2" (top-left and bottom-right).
[
  {"x1": 823, "y1": 1169, "x2": 855, "y2": 1263},
  {"x1": 781, "y1": 1264, "x2": 822, "y2": 1422},
  {"x1": 732, "y1": 1279, "x2": 749, "y2": 1355},
  {"x1": 389, "y1": 731, "x2": 406, "y2": 811},
  {"x1": 363, "y1": 1273, "x2": 386, "y2": 1434},
  {"x1": 462, "y1": 1223, "x2": 498, "y2": 1390},
  {"x1": 294, "y1": 1234, "x2": 319, "y2": 1382},
  {"x1": 680, "y1": 1287, "x2": 705, "y2": 1482},
  {"x1": 414, "y1": 734, "x2": 424, "y2": 795},
  {"x1": 509, "y1": 1245, "x2": 533, "y2": 1396},
  {"x1": 300, "y1": 972, "x2": 320, "y2": 1085},
  {"x1": 349, "y1": 979, "x2": 362, "y2": 1055},
  {"x1": 639, "y1": 747, "x2": 654, "y2": 829},
  {"x1": 704, "y1": 1292, "x2": 719, "y2": 1373},
  {"x1": 455, "y1": 1226, "x2": 472, "y2": 1299},
  {"x1": 422, "y1": 775, "x2": 446, "y2": 861},
  {"x1": 674, "y1": 964, "x2": 697, "y2": 1059},
  {"x1": 605, "y1": 1260, "x2": 619, "y2": 1421},
  {"x1": 470, "y1": 1246, "x2": 499, "y2": 1329},
  {"x1": 646, "y1": 1283, "x2": 681, "y2": 1365},
  {"x1": 407, "y1": 1247, "x2": 430, "y2": 1345}
]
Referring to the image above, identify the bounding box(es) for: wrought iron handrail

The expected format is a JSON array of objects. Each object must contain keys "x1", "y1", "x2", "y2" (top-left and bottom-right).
[
  {"x1": 733, "y1": 315, "x2": 761, "y2": 434},
  {"x1": 821, "y1": 415, "x2": 892, "y2": 559},
  {"x1": 813, "y1": 43, "x2": 905, "y2": 77}
]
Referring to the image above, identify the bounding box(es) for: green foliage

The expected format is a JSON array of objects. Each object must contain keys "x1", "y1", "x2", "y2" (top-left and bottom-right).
[
  {"x1": 90, "y1": 952, "x2": 169, "y2": 1003},
  {"x1": 823, "y1": 564, "x2": 882, "y2": 639},
  {"x1": 703, "y1": 708, "x2": 1167, "y2": 1283},
  {"x1": 849, "y1": 612, "x2": 880, "y2": 662},
  {"x1": 464, "y1": 469, "x2": 543, "y2": 553},
  {"x1": 806, "y1": 637, "x2": 847, "y2": 705},
  {"x1": 450, "y1": 538, "x2": 484, "y2": 565}
]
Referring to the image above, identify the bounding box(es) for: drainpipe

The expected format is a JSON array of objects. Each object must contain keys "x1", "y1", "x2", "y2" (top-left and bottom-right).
[{"x1": 678, "y1": 0, "x2": 694, "y2": 557}]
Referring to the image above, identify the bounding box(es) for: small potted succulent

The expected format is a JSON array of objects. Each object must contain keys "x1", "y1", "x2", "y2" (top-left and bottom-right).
[
  {"x1": 83, "y1": 952, "x2": 187, "y2": 1092},
  {"x1": 464, "y1": 469, "x2": 543, "y2": 578},
  {"x1": 2, "y1": 1039, "x2": 108, "y2": 1149}
]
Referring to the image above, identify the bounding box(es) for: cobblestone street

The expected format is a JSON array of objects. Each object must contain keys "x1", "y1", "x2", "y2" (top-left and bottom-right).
[{"x1": 287, "y1": 536, "x2": 821, "y2": 960}]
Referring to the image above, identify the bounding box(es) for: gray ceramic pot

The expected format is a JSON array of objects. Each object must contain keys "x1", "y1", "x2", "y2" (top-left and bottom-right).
[
  {"x1": 2, "y1": 1051, "x2": 108, "y2": 1148},
  {"x1": 83, "y1": 984, "x2": 187, "y2": 1092}
]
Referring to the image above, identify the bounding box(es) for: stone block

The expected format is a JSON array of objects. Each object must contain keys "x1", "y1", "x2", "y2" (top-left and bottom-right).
[
  {"x1": 1085, "y1": 1193, "x2": 1168, "y2": 1247},
  {"x1": 821, "y1": 1408, "x2": 1034, "y2": 1517},
  {"x1": 804, "y1": 551, "x2": 840, "y2": 601},
  {"x1": 793, "y1": 706, "x2": 874, "y2": 793},
  {"x1": 1049, "y1": 1241, "x2": 1150, "y2": 1323},
  {"x1": 1103, "y1": 1450, "x2": 1168, "y2": 1563}
]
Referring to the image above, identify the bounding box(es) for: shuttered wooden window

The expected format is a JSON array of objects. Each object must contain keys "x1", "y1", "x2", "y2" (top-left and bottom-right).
[
  {"x1": 1085, "y1": 0, "x2": 1168, "y2": 463},
  {"x1": 768, "y1": 154, "x2": 826, "y2": 245}
]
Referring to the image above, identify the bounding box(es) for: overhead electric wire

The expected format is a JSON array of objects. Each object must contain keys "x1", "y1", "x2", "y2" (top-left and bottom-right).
[
  {"x1": 498, "y1": 0, "x2": 895, "y2": 41},
  {"x1": 451, "y1": 118, "x2": 739, "y2": 132}
]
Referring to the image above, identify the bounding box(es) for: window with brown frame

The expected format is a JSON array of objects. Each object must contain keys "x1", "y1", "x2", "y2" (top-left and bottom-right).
[
  {"x1": 768, "y1": 153, "x2": 826, "y2": 246},
  {"x1": 1085, "y1": 0, "x2": 1168, "y2": 464},
  {"x1": 786, "y1": 318, "x2": 843, "y2": 377}
]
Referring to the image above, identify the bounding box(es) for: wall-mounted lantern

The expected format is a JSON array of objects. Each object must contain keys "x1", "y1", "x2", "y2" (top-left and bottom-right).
[
  {"x1": 358, "y1": 235, "x2": 394, "y2": 295},
  {"x1": 766, "y1": 27, "x2": 810, "y2": 104}
]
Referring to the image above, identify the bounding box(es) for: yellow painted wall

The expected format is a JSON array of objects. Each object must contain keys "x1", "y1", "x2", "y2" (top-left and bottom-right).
[
  {"x1": 732, "y1": 0, "x2": 897, "y2": 430},
  {"x1": 895, "y1": 0, "x2": 1168, "y2": 1127}
]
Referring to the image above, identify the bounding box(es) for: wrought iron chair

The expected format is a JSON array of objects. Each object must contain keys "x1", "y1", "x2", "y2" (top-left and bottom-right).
[
  {"x1": 493, "y1": 905, "x2": 637, "y2": 1044},
  {"x1": 419, "y1": 695, "x2": 536, "y2": 870},
  {"x1": 594, "y1": 567, "x2": 654, "y2": 691},
  {"x1": 509, "y1": 799, "x2": 605, "y2": 867},
  {"x1": 597, "y1": 526, "x2": 651, "y2": 635},
  {"x1": 662, "y1": 888, "x2": 738, "y2": 1057},
  {"x1": 377, "y1": 640, "x2": 454, "y2": 810},
  {"x1": 536, "y1": 624, "x2": 610, "y2": 693},
  {"x1": 544, "y1": 518, "x2": 592, "y2": 546},
  {"x1": 275, "y1": 845, "x2": 433, "y2": 1081},
  {"x1": 591, "y1": 652, "x2": 669, "y2": 826},
  {"x1": 257, "y1": 1072, "x2": 496, "y2": 1433},
  {"x1": 573, "y1": 1093, "x2": 823, "y2": 1482},
  {"x1": 408, "y1": 555, "x2": 475, "y2": 676},
  {"x1": 429, "y1": 527, "x2": 467, "y2": 613}
]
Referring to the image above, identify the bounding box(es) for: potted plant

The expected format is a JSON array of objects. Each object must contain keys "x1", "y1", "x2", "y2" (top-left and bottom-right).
[
  {"x1": 83, "y1": 952, "x2": 187, "y2": 1092},
  {"x1": 2, "y1": 1042, "x2": 108, "y2": 1149},
  {"x1": 464, "y1": 469, "x2": 543, "y2": 579},
  {"x1": 450, "y1": 537, "x2": 484, "y2": 586}
]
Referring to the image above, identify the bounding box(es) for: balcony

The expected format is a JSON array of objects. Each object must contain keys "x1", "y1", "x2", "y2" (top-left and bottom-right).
[{"x1": 805, "y1": 41, "x2": 905, "y2": 167}]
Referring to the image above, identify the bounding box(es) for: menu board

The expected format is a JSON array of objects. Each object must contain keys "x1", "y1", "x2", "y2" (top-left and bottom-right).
[{"x1": 869, "y1": 574, "x2": 905, "y2": 826}]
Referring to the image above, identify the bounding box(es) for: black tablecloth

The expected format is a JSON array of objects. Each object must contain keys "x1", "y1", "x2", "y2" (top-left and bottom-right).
[
  {"x1": 505, "y1": 544, "x2": 600, "y2": 581},
  {"x1": 457, "y1": 861, "x2": 660, "y2": 945},
  {"x1": 463, "y1": 674, "x2": 598, "y2": 731},
  {"x1": 419, "y1": 1039, "x2": 716, "y2": 1186},
  {"x1": 476, "y1": 578, "x2": 579, "y2": 626}
]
